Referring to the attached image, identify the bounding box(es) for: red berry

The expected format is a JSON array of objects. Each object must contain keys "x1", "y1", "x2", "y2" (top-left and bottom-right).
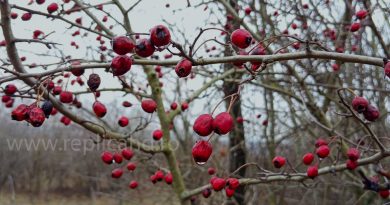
[
  {"x1": 307, "y1": 166, "x2": 318, "y2": 178},
  {"x1": 36, "y1": 0, "x2": 45, "y2": 4},
  {"x1": 152, "y1": 129, "x2": 163, "y2": 141},
  {"x1": 164, "y1": 173, "x2": 173, "y2": 184},
  {"x1": 118, "y1": 116, "x2": 129, "y2": 127},
  {"x1": 59, "y1": 91, "x2": 73, "y2": 103},
  {"x1": 363, "y1": 105, "x2": 379, "y2": 121},
  {"x1": 47, "y1": 3, "x2": 59, "y2": 13},
  {"x1": 230, "y1": 29, "x2": 252, "y2": 49},
  {"x1": 210, "y1": 177, "x2": 226, "y2": 191},
  {"x1": 60, "y1": 116, "x2": 71, "y2": 125},
  {"x1": 52, "y1": 86, "x2": 62, "y2": 95},
  {"x1": 244, "y1": 7, "x2": 251, "y2": 15},
  {"x1": 202, "y1": 188, "x2": 212, "y2": 198},
  {"x1": 122, "y1": 101, "x2": 132, "y2": 107},
  {"x1": 302, "y1": 153, "x2": 314, "y2": 165},
  {"x1": 155, "y1": 170, "x2": 164, "y2": 181},
  {"x1": 135, "y1": 38, "x2": 155, "y2": 57},
  {"x1": 127, "y1": 162, "x2": 136, "y2": 171},
  {"x1": 149, "y1": 25, "x2": 171, "y2": 47},
  {"x1": 315, "y1": 138, "x2": 328, "y2": 148},
  {"x1": 129, "y1": 180, "x2": 138, "y2": 189},
  {"x1": 332, "y1": 63, "x2": 340, "y2": 72},
  {"x1": 175, "y1": 59, "x2": 192, "y2": 78},
  {"x1": 170, "y1": 102, "x2": 178, "y2": 110},
  {"x1": 379, "y1": 190, "x2": 390, "y2": 198},
  {"x1": 4, "y1": 84, "x2": 17, "y2": 95},
  {"x1": 150, "y1": 175, "x2": 157, "y2": 184},
  {"x1": 236, "y1": 116, "x2": 244, "y2": 124},
  {"x1": 212, "y1": 112, "x2": 234, "y2": 135},
  {"x1": 11, "y1": 104, "x2": 29, "y2": 121},
  {"x1": 112, "y1": 36, "x2": 134, "y2": 55},
  {"x1": 113, "y1": 153, "x2": 123, "y2": 164},
  {"x1": 207, "y1": 167, "x2": 216, "y2": 175},
  {"x1": 350, "y1": 22, "x2": 361, "y2": 32},
  {"x1": 352, "y1": 96, "x2": 369, "y2": 113},
  {"x1": 181, "y1": 102, "x2": 189, "y2": 111},
  {"x1": 192, "y1": 140, "x2": 213, "y2": 165},
  {"x1": 93, "y1": 101, "x2": 107, "y2": 118},
  {"x1": 346, "y1": 159, "x2": 358, "y2": 170},
  {"x1": 111, "y1": 55, "x2": 132, "y2": 76},
  {"x1": 101, "y1": 151, "x2": 113, "y2": 164},
  {"x1": 21, "y1": 13, "x2": 32, "y2": 21},
  {"x1": 291, "y1": 23, "x2": 298, "y2": 30},
  {"x1": 2, "y1": 95, "x2": 11, "y2": 103},
  {"x1": 193, "y1": 114, "x2": 214, "y2": 136},
  {"x1": 385, "y1": 62, "x2": 390, "y2": 78},
  {"x1": 226, "y1": 178, "x2": 239, "y2": 190},
  {"x1": 10, "y1": 12, "x2": 18, "y2": 19},
  {"x1": 272, "y1": 156, "x2": 286, "y2": 168},
  {"x1": 121, "y1": 148, "x2": 134, "y2": 160},
  {"x1": 111, "y1": 168, "x2": 123, "y2": 178},
  {"x1": 347, "y1": 148, "x2": 360, "y2": 161},
  {"x1": 141, "y1": 99, "x2": 157, "y2": 113},
  {"x1": 28, "y1": 107, "x2": 46, "y2": 127},
  {"x1": 316, "y1": 145, "x2": 330, "y2": 158},
  {"x1": 225, "y1": 187, "x2": 235, "y2": 197},
  {"x1": 356, "y1": 10, "x2": 367, "y2": 20}
]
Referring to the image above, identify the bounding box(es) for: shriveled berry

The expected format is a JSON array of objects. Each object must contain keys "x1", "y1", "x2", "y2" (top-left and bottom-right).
[
  {"x1": 111, "y1": 55, "x2": 132, "y2": 76},
  {"x1": 87, "y1": 73, "x2": 101, "y2": 91},
  {"x1": 135, "y1": 38, "x2": 155, "y2": 57},
  {"x1": 11, "y1": 104, "x2": 29, "y2": 121},
  {"x1": 93, "y1": 101, "x2": 107, "y2": 118},
  {"x1": 118, "y1": 116, "x2": 129, "y2": 127},
  {"x1": 210, "y1": 177, "x2": 226, "y2": 191},
  {"x1": 230, "y1": 29, "x2": 252, "y2": 49},
  {"x1": 149, "y1": 25, "x2": 171, "y2": 47},
  {"x1": 316, "y1": 145, "x2": 330, "y2": 158},
  {"x1": 192, "y1": 140, "x2": 213, "y2": 165},
  {"x1": 347, "y1": 148, "x2": 360, "y2": 161},
  {"x1": 141, "y1": 99, "x2": 157, "y2": 113},
  {"x1": 175, "y1": 59, "x2": 192, "y2": 78},
  {"x1": 121, "y1": 148, "x2": 134, "y2": 160},
  {"x1": 363, "y1": 105, "x2": 379, "y2": 121},
  {"x1": 28, "y1": 107, "x2": 45, "y2": 127},
  {"x1": 193, "y1": 114, "x2": 214, "y2": 136},
  {"x1": 111, "y1": 168, "x2": 123, "y2": 178},
  {"x1": 272, "y1": 156, "x2": 286, "y2": 168},
  {"x1": 302, "y1": 153, "x2": 314, "y2": 165},
  {"x1": 307, "y1": 166, "x2": 318, "y2": 178},
  {"x1": 352, "y1": 96, "x2": 369, "y2": 113},
  {"x1": 152, "y1": 129, "x2": 163, "y2": 141},
  {"x1": 212, "y1": 112, "x2": 234, "y2": 135},
  {"x1": 112, "y1": 36, "x2": 134, "y2": 55},
  {"x1": 59, "y1": 91, "x2": 73, "y2": 103}
]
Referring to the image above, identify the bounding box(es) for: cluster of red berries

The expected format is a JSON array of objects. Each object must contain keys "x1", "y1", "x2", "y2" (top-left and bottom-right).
[
  {"x1": 350, "y1": 10, "x2": 367, "y2": 33},
  {"x1": 206, "y1": 176, "x2": 240, "y2": 198},
  {"x1": 101, "y1": 148, "x2": 141, "y2": 189},
  {"x1": 111, "y1": 25, "x2": 171, "y2": 76},
  {"x1": 191, "y1": 112, "x2": 234, "y2": 164},
  {"x1": 351, "y1": 96, "x2": 380, "y2": 121},
  {"x1": 149, "y1": 170, "x2": 173, "y2": 185}
]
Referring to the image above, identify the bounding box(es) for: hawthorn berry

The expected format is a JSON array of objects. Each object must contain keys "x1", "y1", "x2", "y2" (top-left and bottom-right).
[
  {"x1": 4, "y1": 84, "x2": 17, "y2": 95},
  {"x1": 127, "y1": 162, "x2": 136, "y2": 171},
  {"x1": 207, "y1": 167, "x2": 216, "y2": 175},
  {"x1": 2, "y1": 95, "x2": 11, "y2": 103},
  {"x1": 47, "y1": 3, "x2": 59, "y2": 14},
  {"x1": 141, "y1": 99, "x2": 157, "y2": 113},
  {"x1": 21, "y1": 13, "x2": 32, "y2": 21},
  {"x1": 135, "y1": 38, "x2": 155, "y2": 57},
  {"x1": 315, "y1": 138, "x2": 328, "y2": 148},
  {"x1": 111, "y1": 168, "x2": 123, "y2": 178},
  {"x1": 129, "y1": 180, "x2": 138, "y2": 189},
  {"x1": 113, "y1": 153, "x2": 123, "y2": 164},
  {"x1": 212, "y1": 112, "x2": 234, "y2": 135},
  {"x1": 59, "y1": 91, "x2": 73, "y2": 103},
  {"x1": 236, "y1": 116, "x2": 244, "y2": 124},
  {"x1": 346, "y1": 159, "x2": 358, "y2": 170},
  {"x1": 150, "y1": 175, "x2": 157, "y2": 184},
  {"x1": 36, "y1": 0, "x2": 45, "y2": 4},
  {"x1": 10, "y1": 12, "x2": 18, "y2": 19},
  {"x1": 118, "y1": 116, "x2": 129, "y2": 127},
  {"x1": 122, "y1": 101, "x2": 132, "y2": 107},
  {"x1": 225, "y1": 187, "x2": 235, "y2": 198},
  {"x1": 192, "y1": 140, "x2": 213, "y2": 165},
  {"x1": 379, "y1": 190, "x2": 390, "y2": 198},
  {"x1": 93, "y1": 101, "x2": 107, "y2": 118},
  {"x1": 316, "y1": 145, "x2": 330, "y2": 158},
  {"x1": 350, "y1": 22, "x2": 361, "y2": 32},
  {"x1": 244, "y1": 7, "x2": 252, "y2": 15},
  {"x1": 5, "y1": 99, "x2": 14, "y2": 108},
  {"x1": 302, "y1": 153, "x2": 314, "y2": 165},
  {"x1": 307, "y1": 166, "x2": 318, "y2": 178},
  {"x1": 363, "y1": 105, "x2": 379, "y2": 121},
  {"x1": 101, "y1": 151, "x2": 113, "y2": 164},
  {"x1": 11, "y1": 104, "x2": 29, "y2": 121},
  {"x1": 28, "y1": 107, "x2": 46, "y2": 127},
  {"x1": 155, "y1": 170, "x2": 164, "y2": 181},
  {"x1": 193, "y1": 114, "x2": 214, "y2": 136},
  {"x1": 356, "y1": 10, "x2": 368, "y2": 20},
  {"x1": 170, "y1": 102, "x2": 178, "y2": 110},
  {"x1": 347, "y1": 148, "x2": 360, "y2": 161},
  {"x1": 175, "y1": 59, "x2": 192, "y2": 78},
  {"x1": 181, "y1": 102, "x2": 189, "y2": 111},
  {"x1": 60, "y1": 116, "x2": 71, "y2": 126},
  {"x1": 210, "y1": 177, "x2": 226, "y2": 191},
  {"x1": 152, "y1": 129, "x2": 163, "y2": 141},
  {"x1": 202, "y1": 188, "x2": 212, "y2": 198},
  {"x1": 385, "y1": 62, "x2": 390, "y2": 78},
  {"x1": 112, "y1": 36, "x2": 134, "y2": 55},
  {"x1": 111, "y1": 55, "x2": 132, "y2": 76},
  {"x1": 230, "y1": 29, "x2": 252, "y2": 49},
  {"x1": 87, "y1": 73, "x2": 101, "y2": 91},
  {"x1": 149, "y1": 25, "x2": 171, "y2": 47},
  {"x1": 272, "y1": 156, "x2": 286, "y2": 168},
  {"x1": 351, "y1": 96, "x2": 368, "y2": 113},
  {"x1": 226, "y1": 178, "x2": 240, "y2": 190},
  {"x1": 164, "y1": 173, "x2": 173, "y2": 184},
  {"x1": 121, "y1": 148, "x2": 134, "y2": 160}
]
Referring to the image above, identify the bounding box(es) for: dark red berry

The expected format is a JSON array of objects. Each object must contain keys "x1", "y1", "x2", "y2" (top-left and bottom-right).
[
  {"x1": 352, "y1": 96, "x2": 369, "y2": 113},
  {"x1": 315, "y1": 138, "x2": 328, "y2": 148},
  {"x1": 121, "y1": 148, "x2": 134, "y2": 160},
  {"x1": 363, "y1": 105, "x2": 379, "y2": 121},
  {"x1": 193, "y1": 114, "x2": 214, "y2": 136},
  {"x1": 208, "y1": 167, "x2": 216, "y2": 175},
  {"x1": 111, "y1": 55, "x2": 132, "y2": 76},
  {"x1": 307, "y1": 166, "x2": 318, "y2": 178},
  {"x1": 101, "y1": 151, "x2": 113, "y2": 164},
  {"x1": 210, "y1": 177, "x2": 226, "y2": 191},
  {"x1": 170, "y1": 102, "x2": 178, "y2": 110},
  {"x1": 192, "y1": 140, "x2": 213, "y2": 165},
  {"x1": 175, "y1": 59, "x2": 192, "y2": 78},
  {"x1": 112, "y1": 36, "x2": 134, "y2": 55},
  {"x1": 385, "y1": 62, "x2": 390, "y2": 78},
  {"x1": 111, "y1": 168, "x2": 123, "y2": 178},
  {"x1": 11, "y1": 104, "x2": 29, "y2": 121},
  {"x1": 149, "y1": 25, "x2": 171, "y2": 47},
  {"x1": 316, "y1": 145, "x2": 330, "y2": 158},
  {"x1": 4, "y1": 84, "x2": 17, "y2": 95},
  {"x1": 113, "y1": 153, "x2": 123, "y2": 164},
  {"x1": 93, "y1": 101, "x2": 107, "y2": 118},
  {"x1": 181, "y1": 102, "x2": 189, "y2": 111},
  {"x1": 87, "y1": 73, "x2": 101, "y2": 91},
  {"x1": 350, "y1": 22, "x2": 361, "y2": 32},
  {"x1": 21, "y1": 13, "x2": 32, "y2": 21},
  {"x1": 379, "y1": 190, "x2": 390, "y2": 198},
  {"x1": 226, "y1": 178, "x2": 239, "y2": 190},
  {"x1": 202, "y1": 188, "x2": 212, "y2": 198},
  {"x1": 225, "y1": 187, "x2": 235, "y2": 197},
  {"x1": 59, "y1": 91, "x2": 73, "y2": 103},
  {"x1": 118, "y1": 116, "x2": 129, "y2": 127},
  {"x1": 152, "y1": 129, "x2": 163, "y2": 141},
  {"x1": 212, "y1": 112, "x2": 234, "y2": 135},
  {"x1": 272, "y1": 156, "x2": 286, "y2": 168},
  {"x1": 155, "y1": 170, "x2": 164, "y2": 181},
  {"x1": 28, "y1": 106, "x2": 45, "y2": 127},
  {"x1": 302, "y1": 153, "x2": 314, "y2": 165},
  {"x1": 356, "y1": 10, "x2": 368, "y2": 20},
  {"x1": 47, "y1": 3, "x2": 59, "y2": 13},
  {"x1": 164, "y1": 173, "x2": 173, "y2": 184},
  {"x1": 230, "y1": 29, "x2": 252, "y2": 49},
  {"x1": 346, "y1": 159, "x2": 358, "y2": 170},
  {"x1": 347, "y1": 148, "x2": 360, "y2": 161},
  {"x1": 60, "y1": 116, "x2": 71, "y2": 126},
  {"x1": 135, "y1": 38, "x2": 155, "y2": 57},
  {"x1": 122, "y1": 101, "x2": 132, "y2": 107},
  {"x1": 2, "y1": 95, "x2": 11, "y2": 103},
  {"x1": 141, "y1": 99, "x2": 157, "y2": 113}
]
